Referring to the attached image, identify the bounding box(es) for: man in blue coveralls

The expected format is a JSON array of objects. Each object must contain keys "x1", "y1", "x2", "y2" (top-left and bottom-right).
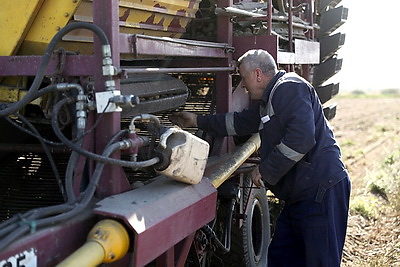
[{"x1": 170, "y1": 49, "x2": 351, "y2": 266}]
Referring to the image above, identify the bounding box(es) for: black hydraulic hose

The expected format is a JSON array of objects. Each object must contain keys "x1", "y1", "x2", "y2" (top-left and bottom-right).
[
  {"x1": 105, "y1": 129, "x2": 129, "y2": 148},
  {"x1": 51, "y1": 98, "x2": 159, "y2": 168},
  {"x1": 201, "y1": 199, "x2": 236, "y2": 254},
  {"x1": 32, "y1": 83, "x2": 81, "y2": 100},
  {"x1": 4, "y1": 83, "x2": 84, "y2": 147},
  {"x1": 0, "y1": 224, "x2": 19, "y2": 239},
  {"x1": 0, "y1": 203, "x2": 74, "y2": 250},
  {"x1": 223, "y1": 199, "x2": 235, "y2": 253},
  {"x1": 0, "y1": 22, "x2": 109, "y2": 117},
  {"x1": 25, "y1": 203, "x2": 75, "y2": 221},
  {"x1": 0, "y1": 203, "x2": 74, "y2": 239},
  {"x1": 32, "y1": 84, "x2": 58, "y2": 99},
  {"x1": 9, "y1": 113, "x2": 67, "y2": 202},
  {"x1": 28, "y1": 142, "x2": 124, "y2": 227},
  {"x1": 0, "y1": 226, "x2": 30, "y2": 252},
  {"x1": 201, "y1": 225, "x2": 230, "y2": 253},
  {"x1": 0, "y1": 141, "x2": 123, "y2": 251},
  {"x1": 0, "y1": 125, "x2": 154, "y2": 250},
  {"x1": 63, "y1": 130, "x2": 129, "y2": 204},
  {"x1": 5, "y1": 116, "x2": 65, "y2": 146},
  {"x1": 64, "y1": 146, "x2": 83, "y2": 204}
]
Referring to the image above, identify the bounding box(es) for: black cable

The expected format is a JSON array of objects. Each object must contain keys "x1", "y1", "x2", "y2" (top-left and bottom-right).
[
  {"x1": 51, "y1": 97, "x2": 159, "y2": 168},
  {"x1": 8, "y1": 113, "x2": 67, "y2": 202},
  {"x1": 63, "y1": 129, "x2": 128, "y2": 204},
  {"x1": 0, "y1": 22, "x2": 109, "y2": 117},
  {"x1": 64, "y1": 146, "x2": 83, "y2": 204},
  {"x1": 201, "y1": 224, "x2": 230, "y2": 253},
  {"x1": 5, "y1": 90, "x2": 112, "y2": 148},
  {"x1": 201, "y1": 199, "x2": 235, "y2": 254},
  {"x1": 0, "y1": 21, "x2": 114, "y2": 251},
  {"x1": 105, "y1": 129, "x2": 129, "y2": 148},
  {"x1": 222, "y1": 199, "x2": 235, "y2": 253},
  {"x1": 62, "y1": 99, "x2": 114, "y2": 204},
  {"x1": 0, "y1": 202, "x2": 75, "y2": 249},
  {"x1": 0, "y1": 141, "x2": 121, "y2": 251},
  {"x1": 5, "y1": 116, "x2": 66, "y2": 146}
]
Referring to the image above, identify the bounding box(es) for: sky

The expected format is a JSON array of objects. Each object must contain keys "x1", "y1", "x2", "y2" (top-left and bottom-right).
[{"x1": 332, "y1": 0, "x2": 400, "y2": 91}]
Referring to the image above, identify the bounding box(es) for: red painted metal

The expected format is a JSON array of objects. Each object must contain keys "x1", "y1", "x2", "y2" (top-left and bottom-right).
[
  {"x1": 156, "y1": 248, "x2": 175, "y2": 266},
  {"x1": 233, "y1": 35, "x2": 279, "y2": 62},
  {"x1": 0, "y1": 211, "x2": 96, "y2": 266},
  {"x1": 174, "y1": 233, "x2": 196, "y2": 266},
  {"x1": 92, "y1": 0, "x2": 130, "y2": 198},
  {"x1": 155, "y1": 234, "x2": 195, "y2": 267},
  {"x1": 216, "y1": 0, "x2": 233, "y2": 115},
  {"x1": 93, "y1": 176, "x2": 217, "y2": 267},
  {"x1": 0, "y1": 55, "x2": 95, "y2": 76},
  {"x1": 215, "y1": 0, "x2": 234, "y2": 154}
]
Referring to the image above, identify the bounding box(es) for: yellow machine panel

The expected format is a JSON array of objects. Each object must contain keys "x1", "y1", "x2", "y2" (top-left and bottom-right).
[
  {"x1": 0, "y1": 0, "x2": 201, "y2": 56},
  {"x1": 0, "y1": 0, "x2": 201, "y2": 99},
  {"x1": 17, "y1": 0, "x2": 83, "y2": 55},
  {"x1": 0, "y1": 0, "x2": 44, "y2": 56}
]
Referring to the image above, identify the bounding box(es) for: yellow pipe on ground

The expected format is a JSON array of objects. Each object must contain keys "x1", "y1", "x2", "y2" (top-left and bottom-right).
[
  {"x1": 208, "y1": 134, "x2": 261, "y2": 188},
  {"x1": 57, "y1": 219, "x2": 130, "y2": 267}
]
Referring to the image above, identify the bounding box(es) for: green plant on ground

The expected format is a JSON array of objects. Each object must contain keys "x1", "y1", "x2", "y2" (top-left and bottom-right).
[
  {"x1": 350, "y1": 196, "x2": 378, "y2": 219},
  {"x1": 381, "y1": 88, "x2": 400, "y2": 96},
  {"x1": 369, "y1": 182, "x2": 388, "y2": 202}
]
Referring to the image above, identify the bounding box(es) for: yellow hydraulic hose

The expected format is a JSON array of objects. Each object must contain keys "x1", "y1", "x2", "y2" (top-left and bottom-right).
[
  {"x1": 208, "y1": 134, "x2": 261, "y2": 188},
  {"x1": 57, "y1": 219, "x2": 130, "y2": 267}
]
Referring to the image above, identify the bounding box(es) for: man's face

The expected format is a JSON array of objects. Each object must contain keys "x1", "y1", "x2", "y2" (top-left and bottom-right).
[{"x1": 239, "y1": 65, "x2": 264, "y2": 100}]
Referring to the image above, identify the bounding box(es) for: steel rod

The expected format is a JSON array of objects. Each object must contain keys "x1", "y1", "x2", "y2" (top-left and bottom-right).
[
  {"x1": 121, "y1": 66, "x2": 235, "y2": 74},
  {"x1": 267, "y1": 0, "x2": 273, "y2": 35}
]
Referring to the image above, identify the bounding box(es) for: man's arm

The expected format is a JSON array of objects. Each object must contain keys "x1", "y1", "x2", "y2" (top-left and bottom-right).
[
  {"x1": 170, "y1": 105, "x2": 261, "y2": 137},
  {"x1": 169, "y1": 111, "x2": 198, "y2": 128}
]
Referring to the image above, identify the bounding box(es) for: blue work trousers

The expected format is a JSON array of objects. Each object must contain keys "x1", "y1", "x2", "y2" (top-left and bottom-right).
[{"x1": 268, "y1": 177, "x2": 351, "y2": 267}]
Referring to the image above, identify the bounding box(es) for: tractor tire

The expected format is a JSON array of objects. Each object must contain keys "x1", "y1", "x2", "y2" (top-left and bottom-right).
[
  {"x1": 214, "y1": 175, "x2": 270, "y2": 267},
  {"x1": 241, "y1": 183, "x2": 270, "y2": 266}
]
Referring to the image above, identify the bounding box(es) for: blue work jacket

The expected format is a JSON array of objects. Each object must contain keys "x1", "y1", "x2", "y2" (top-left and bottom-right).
[{"x1": 197, "y1": 71, "x2": 349, "y2": 203}]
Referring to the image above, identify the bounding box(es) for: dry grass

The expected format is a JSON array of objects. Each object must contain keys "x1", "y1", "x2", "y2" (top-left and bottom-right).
[{"x1": 331, "y1": 95, "x2": 400, "y2": 266}]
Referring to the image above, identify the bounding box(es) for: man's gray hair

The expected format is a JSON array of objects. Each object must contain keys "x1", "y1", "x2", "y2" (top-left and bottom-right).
[{"x1": 238, "y1": 49, "x2": 278, "y2": 77}]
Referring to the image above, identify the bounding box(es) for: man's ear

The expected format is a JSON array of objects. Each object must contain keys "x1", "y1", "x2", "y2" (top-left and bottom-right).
[{"x1": 255, "y1": 68, "x2": 263, "y2": 81}]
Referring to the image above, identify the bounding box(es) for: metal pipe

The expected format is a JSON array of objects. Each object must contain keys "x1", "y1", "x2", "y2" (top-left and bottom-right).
[
  {"x1": 289, "y1": 0, "x2": 294, "y2": 53},
  {"x1": 208, "y1": 134, "x2": 260, "y2": 188},
  {"x1": 267, "y1": 0, "x2": 273, "y2": 35},
  {"x1": 129, "y1": 114, "x2": 160, "y2": 134},
  {"x1": 215, "y1": 6, "x2": 265, "y2": 17},
  {"x1": 133, "y1": 34, "x2": 234, "y2": 50},
  {"x1": 235, "y1": 15, "x2": 314, "y2": 31},
  {"x1": 121, "y1": 66, "x2": 235, "y2": 74},
  {"x1": 305, "y1": 0, "x2": 314, "y2": 40}
]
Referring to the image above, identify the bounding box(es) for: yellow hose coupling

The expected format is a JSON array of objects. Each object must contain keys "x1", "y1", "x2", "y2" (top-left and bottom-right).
[
  {"x1": 57, "y1": 219, "x2": 130, "y2": 267},
  {"x1": 87, "y1": 219, "x2": 130, "y2": 263}
]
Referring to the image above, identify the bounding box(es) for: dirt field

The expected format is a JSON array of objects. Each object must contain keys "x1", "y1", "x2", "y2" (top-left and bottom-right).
[{"x1": 328, "y1": 96, "x2": 400, "y2": 266}]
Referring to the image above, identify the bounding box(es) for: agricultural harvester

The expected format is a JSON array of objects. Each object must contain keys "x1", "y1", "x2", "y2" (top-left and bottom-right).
[{"x1": 0, "y1": 0, "x2": 347, "y2": 266}]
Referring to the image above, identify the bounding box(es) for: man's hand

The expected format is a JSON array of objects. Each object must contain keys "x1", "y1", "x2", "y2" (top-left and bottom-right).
[
  {"x1": 169, "y1": 111, "x2": 198, "y2": 128},
  {"x1": 251, "y1": 167, "x2": 265, "y2": 188}
]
